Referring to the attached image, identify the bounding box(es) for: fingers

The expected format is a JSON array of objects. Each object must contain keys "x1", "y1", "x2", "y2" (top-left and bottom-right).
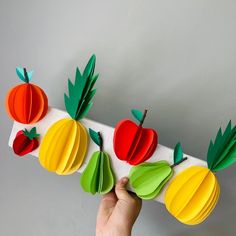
[
  {"x1": 96, "y1": 191, "x2": 117, "y2": 227},
  {"x1": 115, "y1": 177, "x2": 133, "y2": 201}
]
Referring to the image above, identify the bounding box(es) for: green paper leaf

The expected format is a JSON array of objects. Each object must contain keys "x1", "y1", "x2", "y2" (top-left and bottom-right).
[
  {"x1": 80, "y1": 151, "x2": 115, "y2": 195},
  {"x1": 131, "y1": 109, "x2": 143, "y2": 123},
  {"x1": 16, "y1": 67, "x2": 33, "y2": 83},
  {"x1": 23, "y1": 127, "x2": 40, "y2": 140},
  {"x1": 207, "y1": 120, "x2": 236, "y2": 172},
  {"x1": 174, "y1": 142, "x2": 183, "y2": 165},
  {"x1": 83, "y1": 54, "x2": 96, "y2": 80},
  {"x1": 129, "y1": 161, "x2": 173, "y2": 200},
  {"x1": 89, "y1": 128, "x2": 101, "y2": 147},
  {"x1": 64, "y1": 55, "x2": 98, "y2": 120}
]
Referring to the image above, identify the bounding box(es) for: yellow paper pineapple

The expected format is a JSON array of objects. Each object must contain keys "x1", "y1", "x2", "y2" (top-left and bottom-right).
[
  {"x1": 39, "y1": 55, "x2": 98, "y2": 175},
  {"x1": 165, "y1": 121, "x2": 236, "y2": 225}
]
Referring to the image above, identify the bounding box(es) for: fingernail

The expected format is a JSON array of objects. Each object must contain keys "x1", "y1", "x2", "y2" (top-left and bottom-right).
[{"x1": 121, "y1": 177, "x2": 129, "y2": 184}]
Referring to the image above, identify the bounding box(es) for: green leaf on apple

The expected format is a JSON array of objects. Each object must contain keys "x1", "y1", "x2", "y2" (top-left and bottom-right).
[{"x1": 131, "y1": 109, "x2": 143, "y2": 123}]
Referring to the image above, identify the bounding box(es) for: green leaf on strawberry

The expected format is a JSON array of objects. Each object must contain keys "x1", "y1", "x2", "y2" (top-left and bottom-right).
[{"x1": 23, "y1": 127, "x2": 40, "y2": 140}]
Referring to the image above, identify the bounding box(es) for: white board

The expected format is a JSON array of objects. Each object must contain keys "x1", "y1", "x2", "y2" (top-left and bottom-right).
[{"x1": 8, "y1": 107, "x2": 207, "y2": 203}]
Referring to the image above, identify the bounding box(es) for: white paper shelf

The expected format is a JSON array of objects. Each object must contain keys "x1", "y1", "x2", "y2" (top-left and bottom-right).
[{"x1": 8, "y1": 107, "x2": 207, "y2": 203}]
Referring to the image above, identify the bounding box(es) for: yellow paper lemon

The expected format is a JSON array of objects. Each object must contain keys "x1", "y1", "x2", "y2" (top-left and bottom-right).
[
  {"x1": 39, "y1": 55, "x2": 99, "y2": 175},
  {"x1": 165, "y1": 121, "x2": 236, "y2": 225}
]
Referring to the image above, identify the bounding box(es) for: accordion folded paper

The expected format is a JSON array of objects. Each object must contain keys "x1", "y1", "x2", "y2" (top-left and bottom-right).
[
  {"x1": 113, "y1": 109, "x2": 158, "y2": 165},
  {"x1": 39, "y1": 55, "x2": 98, "y2": 175},
  {"x1": 13, "y1": 127, "x2": 40, "y2": 156},
  {"x1": 80, "y1": 129, "x2": 115, "y2": 194},
  {"x1": 165, "y1": 121, "x2": 236, "y2": 225},
  {"x1": 6, "y1": 67, "x2": 48, "y2": 124},
  {"x1": 129, "y1": 143, "x2": 187, "y2": 200}
]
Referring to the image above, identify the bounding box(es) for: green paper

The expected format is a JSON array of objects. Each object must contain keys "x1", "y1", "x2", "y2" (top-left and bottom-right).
[
  {"x1": 89, "y1": 128, "x2": 101, "y2": 147},
  {"x1": 129, "y1": 161, "x2": 173, "y2": 200},
  {"x1": 64, "y1": 54, "x2": 98, "y2": 120},
  {"x1": 131, "y1": 109, "x2": 143, "y2": 123},
  {"x1": 80, "y1": 151, "x2": 101, "y2": 194},
  {"x1": 174, "y1": 142, "x2": 183, "y2": 165},
  {"x1": 80, "y1": 151, "x2": 115, "y2": 195},
  {"x1": 23, "y1": 127, "x2": 40, "y2": 140},
  {"x1": 16, "y1": 67, "x2": 33, "y2": 83},
  {"x1": 207, "y1": 120, "x2": 236, "y2": 172}
]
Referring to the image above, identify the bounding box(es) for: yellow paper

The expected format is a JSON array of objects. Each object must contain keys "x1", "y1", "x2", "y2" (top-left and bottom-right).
[
  {"x1": 165, "y1": 166, "x2": 220, "y2": 225},
  {"x1": 39, "y1": 118, "x2": 88, "y2": 175}
]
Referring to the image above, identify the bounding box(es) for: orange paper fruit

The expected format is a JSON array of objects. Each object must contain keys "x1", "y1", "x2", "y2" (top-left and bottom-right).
[{"x1": 6, "y1": 67, "x2": 48, "y2": 124}]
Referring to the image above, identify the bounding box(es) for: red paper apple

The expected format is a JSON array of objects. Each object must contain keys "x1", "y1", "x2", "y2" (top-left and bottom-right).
[{"x1": 113, "y1": 109, "x2": 158, "y2": 165}]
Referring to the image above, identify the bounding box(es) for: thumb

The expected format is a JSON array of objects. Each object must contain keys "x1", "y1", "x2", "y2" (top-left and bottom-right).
[{"x1": 115, "y1": 177, "x2": 131, "y2": 201}]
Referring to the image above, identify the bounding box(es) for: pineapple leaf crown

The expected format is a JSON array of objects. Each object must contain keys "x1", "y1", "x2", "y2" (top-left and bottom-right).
[
  {"x1": 64, "y1": 55, "x2": 99, "y2": 120},
  {"x1": 207, "y1": 120, "x2": 236, "y2": 172}
]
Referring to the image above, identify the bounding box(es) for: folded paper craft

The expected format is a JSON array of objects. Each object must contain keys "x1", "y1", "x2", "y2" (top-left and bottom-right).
[
  {"x1": 5, "y1": 67, "x2": 48, "y2": 124},
  {"x1": 165, "y1": 121, "x2": 236, "y2": 225},
  {"x1": 8, "y1": 107, "x2": 206, "y2": 204},
  {"x1": 129, "y1": 143, "x2": 187, "y2": 200},
  {"x1": 39, "y1": 55, "x2": 99, "y2": 175},
  {"x1": 80, "y1": 129, "x2": 115, "y2": 194},
  {"x1": 13, "y1": 127, "x2": 40, "y2": 156},
  {"x1": 113, "y1": 109, "x2": 158, "y2": 165}
]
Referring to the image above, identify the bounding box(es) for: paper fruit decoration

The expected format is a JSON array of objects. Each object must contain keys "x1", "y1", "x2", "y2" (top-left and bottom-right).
[
  {"x1": 129, "y1": 143, "x2": 187, "y2": 200},
  {"x1": 113, "y1": 109, "x2": 158, "y2": 165},
  {"x1": 6, "y1": 67, "x2": 48, "y2": 124},
  {"x1": 13, "y1": 127, "x2": 40, "y2": 156},
  {"x1": 165, "y1": 121, "x2": 236, "y2": 225},
  {"x1": 80, "y1": 129, "x2": 115, "y2": 194},
  {"x1": 39, "y1": 55, "x2": 98, "y2": 175}
]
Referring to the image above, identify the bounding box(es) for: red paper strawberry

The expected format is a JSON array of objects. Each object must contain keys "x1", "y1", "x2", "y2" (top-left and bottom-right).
[
  {"x1": 113, "y1": 109, "x2": 158, "y2": 165},
  {"x1": 13, "y1": 127, "x2": 40, "y2": 156}
]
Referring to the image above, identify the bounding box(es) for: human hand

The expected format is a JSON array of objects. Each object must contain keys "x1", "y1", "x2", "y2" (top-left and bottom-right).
[{"x1": 96, "y1": 177, "x2": 142, "y2": 236}]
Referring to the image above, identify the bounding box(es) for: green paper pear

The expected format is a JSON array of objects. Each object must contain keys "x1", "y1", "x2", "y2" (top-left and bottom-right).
[
  {"x1": 80, "y1": 129, "x2": 115, "y2": 195},
  {"x1": 129, "y1": 142, "x2": 188, "y2": 200}
]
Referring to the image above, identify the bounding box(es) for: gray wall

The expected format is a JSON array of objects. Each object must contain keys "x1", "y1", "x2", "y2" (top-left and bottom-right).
[{"x1": 1, "y1": 0, "x2": 236, "y2": 235}]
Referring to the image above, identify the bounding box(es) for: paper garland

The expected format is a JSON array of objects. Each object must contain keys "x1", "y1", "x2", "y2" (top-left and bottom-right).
[
  {"x1": 6, "y1": 68, "x2": 48, "y2": 124},
  {"x1": 5, "y1": 56, "x2": 236, "y2": 226},
  {"x1": 80, "y1": 129, "x2": 115, "y2": 194},
  {"x1": 113, "y1": 109, "x2": 158, "y2": 165},
  {"x1": 129, "y1": 143, "x2": 187, "y2": 200},
  {"x1": 165, "y1": 121, "x2": 236, "y2": 225},
  {"x1": 13, "y1": 127, "x2": 40, "y2": 156},
  {"x1": 39, "y1": 55, "x2": 98, "y2": 175}
]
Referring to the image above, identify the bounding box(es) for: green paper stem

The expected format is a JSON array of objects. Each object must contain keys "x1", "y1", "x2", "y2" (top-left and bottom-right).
[
  {"x1": 23, "y1": 68, "x2": 29, "y2": 83},
  {"x1": 139, "y1": 109, "x2": 148, "y2": 127},
  {"x1": 98, "y1": 132, "x2": 103, "y2": 152},
  {"x1": 170, "y1": 157, "x2": 188, "y2": 168}
]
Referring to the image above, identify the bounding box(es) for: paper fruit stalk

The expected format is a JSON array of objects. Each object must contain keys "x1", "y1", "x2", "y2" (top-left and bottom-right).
[
  {"x1": 113, "y1": 109, "x2": 158, "y2": 165},
  {"x1": 6, "y1": 68, "x2": 48, "y2": 124},
  {"x1": 39, "y1": 55, "x2": 98, "y2": 175},
  {"x1": 80, "y1": 129, "x2": 115, "y2": 194},
  {"x1": 13, "y1": 127, "x2": 40, "y2": 156},
  {"x1": 165, "y1": 121, "x2": 236, "y2": 225},
  {"x1": 129, "y1": 143, "x2": 187, "y2": 200}
]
